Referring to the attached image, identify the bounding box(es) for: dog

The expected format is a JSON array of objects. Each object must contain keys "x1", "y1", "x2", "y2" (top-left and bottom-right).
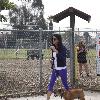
[{"x1": 56, "y1": 88, "x2": 85, "y2": 100}]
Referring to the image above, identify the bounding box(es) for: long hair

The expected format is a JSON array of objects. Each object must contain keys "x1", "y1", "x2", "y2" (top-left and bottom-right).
[
  {"x1": 78, "y1": 41, "x2": 85, "y2": 48},
  {"x1": 52, "y1": 34, "x2": 62, "y2": 50}
]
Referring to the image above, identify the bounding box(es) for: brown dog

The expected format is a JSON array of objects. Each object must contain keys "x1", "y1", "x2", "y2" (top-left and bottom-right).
[{"x1": 56, "y1": 88, "x2": 85, "y2": 100}]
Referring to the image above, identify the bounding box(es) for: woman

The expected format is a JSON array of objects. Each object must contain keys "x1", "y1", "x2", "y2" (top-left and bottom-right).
[
  {"x1": 47, "y1": 34, "x2": 69, "y2": 100},
  {"x1": 77, "y1": 41, "x2": 89, "y2": 77}
]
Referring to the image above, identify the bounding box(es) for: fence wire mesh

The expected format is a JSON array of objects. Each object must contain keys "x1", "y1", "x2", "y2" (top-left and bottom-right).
[{"x1": 0, "y1": 29, "x2": 100, "y2": 98}]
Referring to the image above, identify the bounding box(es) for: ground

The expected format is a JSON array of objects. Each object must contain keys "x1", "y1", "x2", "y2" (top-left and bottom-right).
[{"x1": 8, "y1": 91, "x2": 100, "y2": 100}]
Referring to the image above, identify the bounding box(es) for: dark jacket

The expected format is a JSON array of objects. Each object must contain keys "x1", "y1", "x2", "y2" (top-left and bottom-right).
[{"x1": 52, "y1": 45, "x2": 67, "y2": 67}]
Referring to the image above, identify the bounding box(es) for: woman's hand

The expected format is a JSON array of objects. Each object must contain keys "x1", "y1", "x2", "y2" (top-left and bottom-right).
[
  {"x1": 50, "y1": 46, "x2": 58, "y2": 53},
  {"x1": 50, "y1": 58, "x2": 53, "y2": 65},
  {"x1": 50, "y1": 46, "x2": 56, "y2": 51}
]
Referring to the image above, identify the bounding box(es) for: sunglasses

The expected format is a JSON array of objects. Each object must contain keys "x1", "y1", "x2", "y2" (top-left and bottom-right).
[{"x1": 53, "y1": 38, "x2": 57, "y2": 41}]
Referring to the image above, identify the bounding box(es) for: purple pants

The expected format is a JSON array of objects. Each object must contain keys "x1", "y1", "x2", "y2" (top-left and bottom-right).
[{"x1": 48, "y1": 68, "x2": 69, "y2": 92}]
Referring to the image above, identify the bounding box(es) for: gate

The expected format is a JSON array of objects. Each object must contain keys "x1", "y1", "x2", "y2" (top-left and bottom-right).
[{"x1": 0, "y1": 28, "x2": 100, "y2": 98}]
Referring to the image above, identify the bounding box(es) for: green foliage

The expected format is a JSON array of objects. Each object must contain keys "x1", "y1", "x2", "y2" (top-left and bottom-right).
[
  {"x1": 0, "y1": 0, "x2": 15, "y2": 10},
  {"x1": 9, "y1": 0, "x2": 47, "y2": 30},
  {"x1": 31, "y1": 0, "x2": 44, "y2": 9},
  {"x1": 83, "y1": 32, "x2": 91, "y2": 44},
  {"x1": 0, "y1": 0, "x2": 15, "y2": 22}
]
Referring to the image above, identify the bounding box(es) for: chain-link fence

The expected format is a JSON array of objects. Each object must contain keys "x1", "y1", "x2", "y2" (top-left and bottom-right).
[
  {"x1": 74, "y1": 30, "x2": 100, "y2": 90},
  {"x1": 0, "y1": 29, "x2": 100, "y2": 98}
]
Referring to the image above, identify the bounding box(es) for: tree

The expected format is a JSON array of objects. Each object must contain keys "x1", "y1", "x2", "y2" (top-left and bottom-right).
[
  {"x1": 9, "y1": 5, "x2": 34, "y2": 29},
  {"x1": 9, "y1": 0, "x2": 47, "y2": 30},
  {"x1": 0, "y1": 0, "x2": 15, "y2": 22},
  {"x1": 8, "y1": 0, "x2": 48, "y2": 49},
  {"x1": 30, "y1": 0, "x2": 47, "y2": 29},
  {"x1": 61, "y1": 29, "x2": 71, "y2": 49},
  {"x1": 83, "y1": 32, "x2": 91, "y2": 45},
  {"x1": 74, "y1": 34, "x2": 80, "y2": 44}
]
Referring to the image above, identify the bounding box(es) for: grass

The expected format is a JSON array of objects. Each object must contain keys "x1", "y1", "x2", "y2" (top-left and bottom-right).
[
  {"x1": 0, "y1": 49, "x2": 27, "y2": 59},
  {"x1": 87, "y1": 49, "x2": 96, "y2": 57},
  {"x1": 0, "y1": 49, "x2": 52, "y2": 59},
  {"x1": 0, "y1": 48, "x2": 96, "y2": 59}
]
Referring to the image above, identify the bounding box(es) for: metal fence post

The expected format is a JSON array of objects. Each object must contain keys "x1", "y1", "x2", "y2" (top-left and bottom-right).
[
  {"x1": 39, "y1": 28, "x2": 43, "y2": 94},
  {"x1": 70, "y1": 29, "x2": 75, "y2": 86}
]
